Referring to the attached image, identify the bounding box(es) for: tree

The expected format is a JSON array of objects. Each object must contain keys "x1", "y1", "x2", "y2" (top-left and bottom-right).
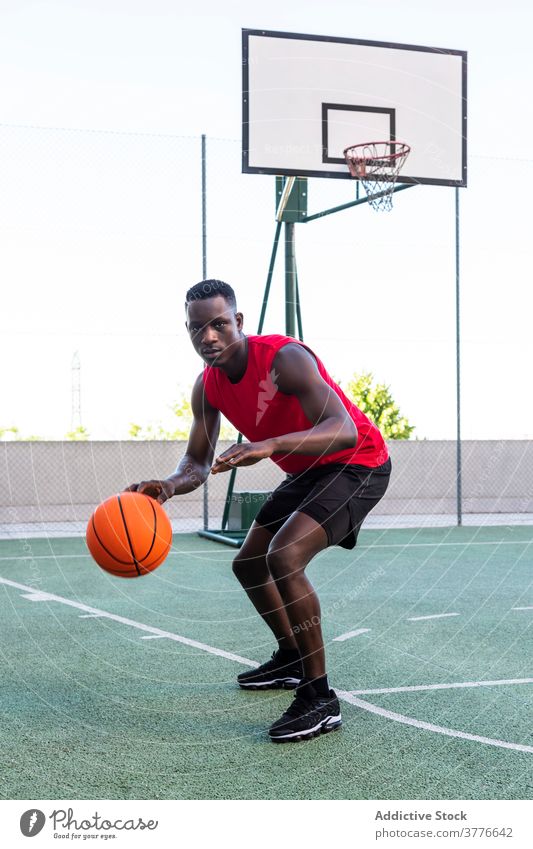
[
  {"x1": 0, "y1": 426, "x2": 19, "y2": 440},
  {"x1": 129, "y1": 393, "x2": 237, "y2": 441},
  {"x1": 0, "y1": 426, "x2": 44, "y2": 441},
  {"x1": 344, "y1": 372, "x2": 415, "y2": 440},
  {"x1": 65, "y1": 426, "x2": 90, "y2": 441}
]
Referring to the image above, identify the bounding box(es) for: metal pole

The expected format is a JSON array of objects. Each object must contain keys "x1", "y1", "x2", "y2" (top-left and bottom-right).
[
  {"x1": 221, "y1": 432, "x2": 243, "y2": 530},
  {"x1": 295, "y1": 263, "x2": 304, "y2": 341},
  {"x1": 201, "y1": 133, "x2": 209, "y2": 531},
  {"x1": 284, "y1": 222, "x2": 297, "y2": 337},
  {"x1": 258, "y1": 220, "x2": 282, "y2": 334},
  {"x1": 455, "y1": 187, "x2": 462, "y2": 526}
]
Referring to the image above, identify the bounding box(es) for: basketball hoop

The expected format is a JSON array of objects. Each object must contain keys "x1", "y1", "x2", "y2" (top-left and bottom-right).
[{"x1": 343, "y1": 141, "x2": 411, "y2": 211}]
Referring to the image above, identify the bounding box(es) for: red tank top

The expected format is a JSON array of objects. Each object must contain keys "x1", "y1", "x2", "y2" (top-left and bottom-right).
[{"x1": 202, "y1": 334, "x2": 388, "y2": 474}]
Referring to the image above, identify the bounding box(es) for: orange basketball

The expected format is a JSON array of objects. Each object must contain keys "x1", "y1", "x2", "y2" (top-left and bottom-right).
[{"x1": 86, "y1": 491, "x2": 172, "y2": 578}]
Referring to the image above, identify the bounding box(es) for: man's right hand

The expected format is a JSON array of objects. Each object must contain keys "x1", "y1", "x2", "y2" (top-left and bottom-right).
[{"x1": 124, "y1": 479, "x2": 176, "y2": 505}]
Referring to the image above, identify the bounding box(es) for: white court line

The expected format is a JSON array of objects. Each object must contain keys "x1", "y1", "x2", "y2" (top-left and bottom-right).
[
  {"x1": 333, "y1": 628, "x2": 371, "y2": 642},
  {"x1": 513, "y1": 606, "x2": 533, "y2": 611},
  {"x1": 0, "y1": 549, "x2": 222, "y2": 560},
  {"x1": 79, "y1": 614, "x2": 104, "y2": 619},
  {"x1": 0, "y1": 576, "x2": 258, "y2": 668},
  {"x1": 336, "y1": 690, "x2": 533, "y2": 754},
  {"x1": 20, "y1": 592, "x2": 52, "y2": 601},
  {"x1": 1, "y1": 537, "x2": 532, "y2": 563},
  {"x1": 2, "y1": 575, "x2": 531, "y2": 755},
  {"x1": 0, "y1": 555, "x2": 90, "y2": 560},
  {"x1": 349, "y1": 678, "x2": 533, "y2": 696},
  {"x1": 357, "y1": 540, "x2": 533, "y2": 549},
  {"x1": 140, "y1": 635, "x2": 166, "y2": 640},
  {"x1": 407, "y1": 613, "x2": 459, "y2": 622}
]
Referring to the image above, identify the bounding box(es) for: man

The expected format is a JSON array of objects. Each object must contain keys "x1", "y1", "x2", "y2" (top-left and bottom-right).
[{"x1": 128, "y1": 279, "x2": 391, "y2": 743}]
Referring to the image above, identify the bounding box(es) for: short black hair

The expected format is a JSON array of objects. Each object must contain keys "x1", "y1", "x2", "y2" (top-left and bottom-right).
[{"x1": 185, "y1": 279, "x2": 237, "y2": 311}]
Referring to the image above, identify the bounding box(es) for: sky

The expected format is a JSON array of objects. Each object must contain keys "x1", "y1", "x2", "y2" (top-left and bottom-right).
[{"x1": 1, "y1": 0, "x2": 532, "y2": 441}]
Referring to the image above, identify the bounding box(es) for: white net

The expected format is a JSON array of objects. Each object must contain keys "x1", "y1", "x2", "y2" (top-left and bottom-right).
[{"x1": 344, "y1": 141, "x2": 411, "y2": 211}]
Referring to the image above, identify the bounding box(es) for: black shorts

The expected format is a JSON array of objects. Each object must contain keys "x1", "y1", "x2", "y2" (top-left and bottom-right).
[{"x1": 255, "y1": 457, "x2": 392, "y2": 550}]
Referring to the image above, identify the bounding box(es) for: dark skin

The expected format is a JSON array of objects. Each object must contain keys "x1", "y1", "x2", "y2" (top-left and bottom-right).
[{"x1": 127, "y1": 294, "x2": 357, "y2": 678}]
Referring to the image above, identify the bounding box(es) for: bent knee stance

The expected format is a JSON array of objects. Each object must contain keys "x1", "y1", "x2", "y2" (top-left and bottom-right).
[
  {"x1": 232, "y1": 553, "x2": 269, "y2": 586},
  {"x1": 266, "y1": 544, "x2": 308, "y2": 583}
]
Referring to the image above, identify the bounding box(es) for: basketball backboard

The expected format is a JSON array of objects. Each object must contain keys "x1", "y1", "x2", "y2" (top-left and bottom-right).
[{"x1": 242, "y1": 29, "x2": 467, "y2": 186}]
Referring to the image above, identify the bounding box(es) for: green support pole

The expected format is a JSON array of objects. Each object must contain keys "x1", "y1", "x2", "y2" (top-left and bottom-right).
[
  {"x1": 285, "y1": 221, "x2": 297, "y2": 337},
  {"x1": 295, "y1": 265, "x2": 303, "y2": 341},
  {"x1": 221, "y1": 431, "x2": 243, "y2": 530},
  {"x1": 258, "y1": 220, "x2": 282, "y2": 334}
]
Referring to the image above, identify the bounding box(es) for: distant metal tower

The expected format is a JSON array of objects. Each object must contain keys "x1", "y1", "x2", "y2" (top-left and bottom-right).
[{"x1": 71, "y1": 351, "x2": 82, "y2": 430}]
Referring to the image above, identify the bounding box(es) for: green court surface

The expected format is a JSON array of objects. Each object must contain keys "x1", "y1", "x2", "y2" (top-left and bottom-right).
[{"x1": 0, "y1": 526, "x2": 532, "y2": 800}]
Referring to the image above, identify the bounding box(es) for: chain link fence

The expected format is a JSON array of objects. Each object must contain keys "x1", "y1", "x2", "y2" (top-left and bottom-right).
[
  {"x1": 2, "y1": 439, "x2": 533, "y2": 538},
  {"x1": 1, "y1": 124, "x2": 532, "y2": 536}
]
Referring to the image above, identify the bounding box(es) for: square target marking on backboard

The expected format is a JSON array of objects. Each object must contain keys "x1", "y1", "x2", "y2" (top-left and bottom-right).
[{"x1": 322, "y1": 104, "x2": 396, "y2": 165}]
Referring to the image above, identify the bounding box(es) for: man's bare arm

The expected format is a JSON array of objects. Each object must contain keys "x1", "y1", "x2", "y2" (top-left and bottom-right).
[
  {"x1": 127, "y1": 374, "x2": 220, "y2": 501},
  {"x1": 269, "y1": 344, "x2": 357, "y2": 455}
]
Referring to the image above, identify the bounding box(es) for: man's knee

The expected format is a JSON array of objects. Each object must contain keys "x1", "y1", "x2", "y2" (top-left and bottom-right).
[
  {"x1": 266, "y1": 543, "x2": 306, "y2": 583},
  {"x1": 232, "y1": 552, "x2": 267, "y2": 584}
]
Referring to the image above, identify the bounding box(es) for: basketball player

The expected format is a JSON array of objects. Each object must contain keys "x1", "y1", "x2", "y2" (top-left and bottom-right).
[{"x1": 127, "y1": 280, "x2": 391, "y2": 742}]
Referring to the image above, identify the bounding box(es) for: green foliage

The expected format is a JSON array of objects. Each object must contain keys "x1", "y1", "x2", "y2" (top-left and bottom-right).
[
  {"x1": 0, "y1": 426, "x2": 44, "y2": 441},
  {"x1": 65, "y1": 425, "x2": 90, "y2": 441},
  {"x1": 129, "y1": 393, "x2": 237, "y2": 441},
  {"x1": 344, "y1": 372, "x2": 415, "y2": 440},
  {"x1": 0, "y1": 426, "x2": 19, "y2": 440},
  {"x1": 128, "y1": 422, "x2": 184, "y2": 440}
]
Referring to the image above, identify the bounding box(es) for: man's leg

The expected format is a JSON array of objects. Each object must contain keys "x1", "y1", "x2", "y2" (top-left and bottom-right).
[
  {"x1": 266, "y1": 512, "x2": 329, "y2": 680},
  {"x1": 232, "y1": 521, "x2": 298, "y2": 652},
  {"x1": 265, "y1": 512, "x2": 342, "y2": 742}
]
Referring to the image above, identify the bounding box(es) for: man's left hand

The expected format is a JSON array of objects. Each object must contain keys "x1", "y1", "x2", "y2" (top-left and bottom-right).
[{"x1": 211, "y1": 440, "x2": 275, "y2": 474}]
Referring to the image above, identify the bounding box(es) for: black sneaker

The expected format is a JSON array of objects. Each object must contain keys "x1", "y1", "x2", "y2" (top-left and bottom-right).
[
  {"x1": 268, "y1": 680, "x2": 342, "y2": 742},
  {"x1": 237, "y1": 650, "x2": 303, "y2": 690}
]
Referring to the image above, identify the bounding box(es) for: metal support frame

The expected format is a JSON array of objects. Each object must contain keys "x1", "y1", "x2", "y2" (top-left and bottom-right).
[
  {"x1": 304, "y1": 182, "x2": 414, "y2": 222},
  {"x1": 201, "y1": 183, "x2": 307, "y2": 540},
  {"x1": 220, "y1": 431, "x2": 243, "y2": 531},
  {"x1": 199, "y1": 166, "x2": 466, "y2": 544},
  {"x1": 198, "y1": 530, "x2": 245, "y2": 548},
  {"x1": 200, "y1": 174, "x2": 415, "y2": 545},
  {"x1": 276, "y1": 175, "x2": 296, "y2": 221}
]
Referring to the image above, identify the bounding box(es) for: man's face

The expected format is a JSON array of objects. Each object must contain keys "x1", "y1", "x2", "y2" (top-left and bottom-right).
[{"x1": 186, "y1": 295, "x2": 243, "y2": 367}]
